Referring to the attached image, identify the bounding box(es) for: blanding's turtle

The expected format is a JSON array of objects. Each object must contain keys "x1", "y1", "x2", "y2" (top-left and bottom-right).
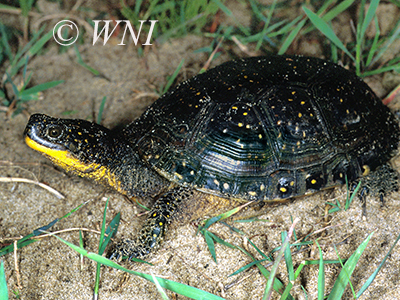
[{"x1": 24, "y1": 55, "x2": 400, "y2": 259}]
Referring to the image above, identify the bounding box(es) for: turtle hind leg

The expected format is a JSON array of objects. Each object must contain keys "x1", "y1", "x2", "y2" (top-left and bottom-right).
[
  {"x1": 109, "y1": 186, "x2": 193, "y2": 260},
  {"x1": 356, "y1": 164, "x2": 398, "y2": 207}
]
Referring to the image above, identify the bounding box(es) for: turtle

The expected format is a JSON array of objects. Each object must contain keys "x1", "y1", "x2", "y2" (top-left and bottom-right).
[{"x1": 24, "y1": 54, "x2": 400, "y2": 260}]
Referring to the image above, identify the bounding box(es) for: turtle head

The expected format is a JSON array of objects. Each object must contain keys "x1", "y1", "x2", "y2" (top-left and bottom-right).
[{"x1": 24, "y1": 113, "x2": 121, "y2": 188}]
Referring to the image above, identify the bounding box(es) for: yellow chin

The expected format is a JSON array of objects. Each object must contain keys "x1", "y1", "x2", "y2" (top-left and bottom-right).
[{"x1": 25, "y1": 136, "x2": 122, "y2": 193}]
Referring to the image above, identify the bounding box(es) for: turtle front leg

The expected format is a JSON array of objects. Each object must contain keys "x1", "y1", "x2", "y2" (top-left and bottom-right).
[{"x1": 109, "y1": 186, "x2": 194, "y2": 260}]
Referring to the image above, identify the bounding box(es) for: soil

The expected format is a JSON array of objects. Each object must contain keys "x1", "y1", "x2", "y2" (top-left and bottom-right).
[{"x1": 1, "y1": 1, "x2": 400, "y2": 300}]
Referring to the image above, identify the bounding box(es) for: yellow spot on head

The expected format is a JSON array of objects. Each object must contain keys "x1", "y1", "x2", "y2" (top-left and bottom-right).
[
  {"x1": 280, "y1": 187, "x2": 287, "y2": 193},
  {"x1": 311, "y1": 179, "x2": 317, "y2": 184},
  {"x1": 159, "y1": 222, "x2": 163, "y2": 226},
  {"x1": 243, "y1": 112, "x2": 248, "y2": 116}
]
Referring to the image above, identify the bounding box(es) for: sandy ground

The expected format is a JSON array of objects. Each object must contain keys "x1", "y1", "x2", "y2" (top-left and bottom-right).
[{"x1": 2, "y1": 3, "x2": 400, "y2": 300}]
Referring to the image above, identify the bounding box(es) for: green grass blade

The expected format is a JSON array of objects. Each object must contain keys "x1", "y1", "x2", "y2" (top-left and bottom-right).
[
  {"x1": 368, "y1": 20, "x2": 400, "y2": 68},
  {"x1": 162, "y1": 58, "x2": 184, "y2": 94},
  {"x1": 327, "y1": 232, "x2": 373, "y2": 300},
  {"x1": 302, "y1": 6, "x2": 354, "y2": 60},
  {"x1": 203, "y1": 230, "x2": 217, "y2": 263},
  {"x1": 229, "y1": 258, "x2": 270, "y2": 277},
  {"x1": 10, "y1": 24, "x2": 61, "y2": 78},
  {"x1": 96, "y1": 96, "x2": 107, "y2": 124},
  {"x1": 0, "y1": 199, "x2": 90, "y2": 256},
  {"x1": 19, "y1": 80, "x2": 64, "y2": 101},
  {"x1": 345, "y1": 180, "x2": 361, "y2": 210},
  {"x1": 94, "y1": 198, "x2": 111, "y2": 297},
  {"x1": 50, "y1": 234, "x2": 226, "y2": 300},
  {"x1": 152, "y1": 273, "x2": 170, "y2": 300},
  {"x1": 365, "y1": 15, "x2": 380, "y2": 67},
  {"x1": 212, "y1": 0, "x2": 250, "y2": 36},
  {"x1": 12, "y1": 27, "x2": 45, "y2": 67},
  {"x1": 199, "y1": 202, "x2": 250, "y2": 232},
  {"x1": 359, "y1": 0, "x2": 380, "y2": 41},
  {"x1": 322, "y1": 0, "x2": 355, "y2": 23},
  {"x1": 247, "y1": 238, "x2": 271, "y2": 260},
  {"x1": 282, "y1": 231, "x2": 294, "y2": 282},
  {"x1": 264, "y1": 219, "x2": 298, "y2": 299},
  {"x1": 316, "y1": 241, "x2": 325, "y2": 300},
  {"x1": 356, "y1": 232, "x2": 400, "y2": 297},
  {"x1": 74, "y1": 45, "x2": 100, "y2": 76},
  {"x1": 278, "y1": 19, "x2": 306, "y2": 55},
  {"x1": 0, "y1": 261, "x2": 8, "y2": 300},
  {"x1": 235, "y1": 245, "x2": 293, "y2": 299},
  {"x1": 0, "y1": 23, "x2": 13, "y2": 62}
]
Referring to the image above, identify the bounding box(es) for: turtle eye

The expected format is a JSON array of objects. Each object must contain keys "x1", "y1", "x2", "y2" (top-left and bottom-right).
[{"x1": 47, "y1": 126, "x2": 63, "y2": 138}]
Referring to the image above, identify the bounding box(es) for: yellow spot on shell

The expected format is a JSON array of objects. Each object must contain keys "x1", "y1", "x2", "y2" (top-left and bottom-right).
[
  {"x1": 311, "y1": 179, "x2": 317, "y2": 184},
  {"x1": 362, "y1": 165, "x2": 370, "y2": 176},
  {"x1": 298, "y1": 112, "x2": 302, "y2": 118},
  {"x1": 280, "y1": 187, "x2": 287, "y2": 193},
  {"x1": 238, "y1": 122, "x2": 243, "y2": 127}
]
